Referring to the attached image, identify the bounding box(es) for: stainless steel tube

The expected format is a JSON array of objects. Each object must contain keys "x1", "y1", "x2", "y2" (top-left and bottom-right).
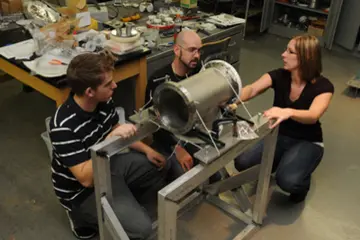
[{"x1": 153, "y1": 61, "x2": 241, "y2": 134}]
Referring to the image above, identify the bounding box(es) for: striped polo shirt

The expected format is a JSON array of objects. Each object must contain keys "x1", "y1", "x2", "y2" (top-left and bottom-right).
[{"x1": 49, "y1": 95, "x2": 119, "y2": 211}]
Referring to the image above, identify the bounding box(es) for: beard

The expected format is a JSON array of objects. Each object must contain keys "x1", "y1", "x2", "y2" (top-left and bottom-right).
[
  {"x1": 188, "y1": 58, "x2": 199, "y2": 68},
  {"x1": 179, "y1": 52, "x2": 199, "y2": 69}
]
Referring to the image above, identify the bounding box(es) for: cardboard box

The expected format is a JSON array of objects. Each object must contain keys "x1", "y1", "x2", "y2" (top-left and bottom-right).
[
  {"x1": 180, "y1": 0, "x2": 197, "y2": 8},
  {"x1": 0, "y1": 0, "x2": 23, "y2": 14},
  {"x1": 307, "y1": 25, "x2": 324, "y2": 37}
]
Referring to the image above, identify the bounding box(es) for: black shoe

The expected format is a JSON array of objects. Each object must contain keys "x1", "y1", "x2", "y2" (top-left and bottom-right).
[
  {"x1": 209, "y1": 172, "x2": 222, "y2": 184},
  {"x1": 66, "y1": 211, "x2": 97, "y2": 239},
  {"x1": 289, "y1": 192, "x2": 307, "y2": 203},
  {"x1": 72, "y1": 227, "x2": 97, "y2": 239}
]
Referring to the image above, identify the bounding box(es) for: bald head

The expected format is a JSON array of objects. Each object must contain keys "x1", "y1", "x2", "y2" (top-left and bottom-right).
[
  {"x1": 175, "y1": 30, "x2": 202, "y2": 47},
  {"x1": 173, "y1": 30, "x2": 202, "y2": 70}
]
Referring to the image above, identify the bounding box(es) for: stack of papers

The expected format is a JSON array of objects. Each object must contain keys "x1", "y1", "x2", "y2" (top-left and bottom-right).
[
  {"x1": 206, "y1": 14, "x2": 246, "y2": 27},
  {"x1": 0, "y1": 39, "x2": 35, "y2": 60}
]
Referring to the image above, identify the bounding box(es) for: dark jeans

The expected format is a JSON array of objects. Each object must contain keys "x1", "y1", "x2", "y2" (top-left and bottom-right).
[
  {"x1": 68, "y1": 151, "x2": 169, "y2": 240},
  {"x1": 234, "y1": 135, "x2": 324, "y2": 195}
]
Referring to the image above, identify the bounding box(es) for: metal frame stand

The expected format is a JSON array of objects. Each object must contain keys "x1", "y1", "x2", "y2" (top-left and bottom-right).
[
  {"x1": 91, "y1": 114, "x2": 278, "y2": 240},
  {"x1": 91, "y1": 121, "x2": 160, "y2": 240}
]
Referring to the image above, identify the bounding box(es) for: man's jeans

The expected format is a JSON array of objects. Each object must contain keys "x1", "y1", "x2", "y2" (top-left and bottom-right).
[{"x1": 234, "y1": 135, "x2": 324, "y2": 195}]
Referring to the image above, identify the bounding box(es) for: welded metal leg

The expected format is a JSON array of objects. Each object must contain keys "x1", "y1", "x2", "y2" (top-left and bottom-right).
[
  {"x1": 204, "y1": 165, "x2": 260, "y2": 195},
  {"x1": 231, "y1": 187, "x2": 252, "y2": 214},
  {"x1": 158, "y1": 194, "x2": 179, "y2": 240},
  {"x1": 207, "y1": 195, "x2": 253, "y2": 225},
  {"x1": 91, "y1": 151, "x2": 114, "y2": 240},
  {"x1": 102, "y1": 198, "x2": 130, "y2": 240},
  {"x1": 218, "y1": 168, "x2": 252, "y2": 214},
  {"x1": 252, "y1": 127, "x2": 278, "y2": 224},
  {"x1": 90, "y1": 121, "x2": 160, "y2": 240},
  {"x1": 204, "y1": 165, "x2": 259, "y2": 214}
]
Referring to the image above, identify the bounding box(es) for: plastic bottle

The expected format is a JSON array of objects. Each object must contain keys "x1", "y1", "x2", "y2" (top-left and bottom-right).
[{"x1": 173, "y1": 14, "x2": 182, "y2": 42}]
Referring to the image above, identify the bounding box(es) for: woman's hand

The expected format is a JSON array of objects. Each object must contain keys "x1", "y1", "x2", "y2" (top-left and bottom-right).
[
  {"x1": 263, "y1": 107, "x2": 292, "y2": 129},
  {"x1": 226, "y1": 103, "x2": 238, "y2": 111}
]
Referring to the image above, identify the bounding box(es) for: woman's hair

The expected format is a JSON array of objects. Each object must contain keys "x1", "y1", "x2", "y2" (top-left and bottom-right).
[
  {"x1": 66, "y1": 49, "x2": 117, "y2": 95},
  {"x1": 292, "y1": 35, "x2": 322, "y2": 82}
]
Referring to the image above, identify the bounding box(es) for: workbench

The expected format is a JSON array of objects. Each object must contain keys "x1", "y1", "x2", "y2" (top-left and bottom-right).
[
  {"x1": 0, "y1": 3, "x2": 244, "y2": 110},
  {"x1": 95, "y1": 4, "x2": 245, "y2": 77},
  {"x1": 146, "y1": 24, "x2": 244, "y2": 78},
  {"x1": 0, "y1": 53, "x2": 148, "y2": 109}
]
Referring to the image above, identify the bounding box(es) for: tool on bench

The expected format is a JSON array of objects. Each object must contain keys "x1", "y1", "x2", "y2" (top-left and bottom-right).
[
  {"x1": 49, "y1": 59, "x2": 68, "y2": 65},
  {"x1": 212, "y1": 118, "x2": 238, "y2": 139},
  {"x1": 186, "y1": 128, "x2": 226, "y2": 149},
  {"x1": 121, "y1": 13, "x2": 141, "y2": 22}
]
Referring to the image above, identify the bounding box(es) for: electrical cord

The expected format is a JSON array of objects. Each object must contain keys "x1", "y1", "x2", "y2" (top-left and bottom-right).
[{"x1": 107, "y1": 5, "x2": 120, "y2": 19}]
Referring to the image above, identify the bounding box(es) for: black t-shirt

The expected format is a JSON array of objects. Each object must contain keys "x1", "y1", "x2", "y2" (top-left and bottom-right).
[
  {"x1": 145, "y1": 64, "x2": 201, "y2": 105},
  {"x1": 145, "y1": 64, "x2": 200, "y2": 153},
  {"x1": 268, "y1": 68, "x2": 334, "y2": 142}
]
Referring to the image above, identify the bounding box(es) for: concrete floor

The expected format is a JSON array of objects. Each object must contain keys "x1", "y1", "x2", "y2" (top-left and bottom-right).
[{"x1": 1, "y1": 34, "x2": 360, "y2": 240}]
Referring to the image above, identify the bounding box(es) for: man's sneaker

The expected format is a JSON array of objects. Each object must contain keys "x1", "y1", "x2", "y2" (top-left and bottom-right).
[
  {"x1": 289, "y1": 192, "x2": 307, "y2": 204},
  {"x1": 72, "y1": 227, "x2": 97, "y2": 239}
]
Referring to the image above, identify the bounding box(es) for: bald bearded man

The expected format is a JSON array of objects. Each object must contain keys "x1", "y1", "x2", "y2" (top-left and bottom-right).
[
  {"x1": 145, "y1": 30, "x2": 220, "y2": 182},
  {"x1": 145, "y1": 30, "x2": 202, "y2": 105}
]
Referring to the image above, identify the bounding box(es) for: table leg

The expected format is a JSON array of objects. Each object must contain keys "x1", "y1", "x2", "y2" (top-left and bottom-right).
[
  {"x1": 135, "y1": 57, "x2": 147, "y2": 110},
  {"x1": 56, "y1": 88, "x2": 71, "y2": 107}
]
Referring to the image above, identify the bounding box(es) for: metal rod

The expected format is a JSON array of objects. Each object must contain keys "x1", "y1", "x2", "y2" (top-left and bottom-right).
[
  {"x1": 231, "y1": 187, "x2": 252, "y2": 214},
  {"x1": 102, "y1": 197, "x2": 130, "y2": 240},
  {"x1": 206, "y1": 195, "x2": 253, "y2": 225},
  {"x1": 204, "y1": 165, "x2": 260, "y2": 195}
]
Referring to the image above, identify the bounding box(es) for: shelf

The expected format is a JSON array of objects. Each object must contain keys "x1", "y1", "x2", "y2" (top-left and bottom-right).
[
  {"x1": 269, "y1": 23, "x2": 305, "y2": 38},
  {"x1": 269, "y1": 23, "x2": 324, "y2": 44},
  {"x1": 275, "y1": 1, "x2": 329, "y2": 15},
  {"x1": 248, "y1": 8, "x2": 263, "y2": 18},
  {"x1": 233, "y1": 8, "x2": 263, "y2": 18}
]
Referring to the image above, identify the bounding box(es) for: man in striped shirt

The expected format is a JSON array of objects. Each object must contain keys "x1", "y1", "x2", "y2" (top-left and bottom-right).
[{"x1": 50, "y1": 51, "x2": 168, "y2": 239}]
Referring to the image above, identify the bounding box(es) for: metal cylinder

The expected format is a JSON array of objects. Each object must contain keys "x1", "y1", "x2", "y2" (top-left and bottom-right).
[{"x1": 153, "y1": 60, "x2": 241, "y2": 134}]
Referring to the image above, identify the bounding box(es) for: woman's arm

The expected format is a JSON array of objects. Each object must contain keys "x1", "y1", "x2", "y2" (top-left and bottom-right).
[
  {"x1": 264, "y1": 92, "x2": 333, "y2": 128},
  {"x1": 237, "y1": 73, "x2": 273, "y2": 103},
  {"x1": 288, "y1": 92, "x2": 333, "y2": 124},
  {"x1": 227, "y1": 73, "x2": 273, "y2": 110}
]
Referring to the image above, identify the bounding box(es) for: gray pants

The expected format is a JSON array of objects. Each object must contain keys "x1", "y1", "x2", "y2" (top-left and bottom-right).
[{"x1": 68, "y1": 151, "x2": 169, "y2": 239}]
